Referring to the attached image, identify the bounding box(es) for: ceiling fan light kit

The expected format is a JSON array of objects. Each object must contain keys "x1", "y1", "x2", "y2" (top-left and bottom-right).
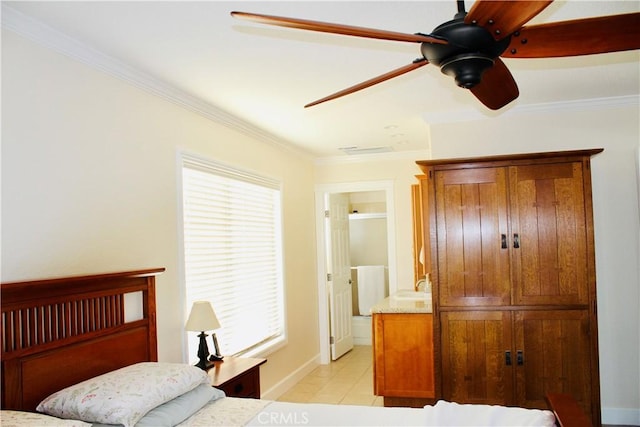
[
  {"x1": 420, "y1": 16, "x2": 510, "y2": 89},
  {"x1": 439, "y1": 54, "x2": 494, "y2": 89},
  {"x1": 231, "y1": 1, "x2": 640, "y2": 111}
]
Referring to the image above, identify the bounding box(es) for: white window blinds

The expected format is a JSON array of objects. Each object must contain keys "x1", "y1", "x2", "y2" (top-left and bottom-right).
[{"x1": 182, "y1": 155, "x2": 285, "y2": 358}]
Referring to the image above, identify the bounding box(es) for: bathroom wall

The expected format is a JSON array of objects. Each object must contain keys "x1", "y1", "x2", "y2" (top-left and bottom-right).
[
  {"x1": 348, "y1": 191, "x2": 389, "y2": 316},
  {"x1": 349, "y1": 216, "x2": 388, "y2": 267},
  {"x1": 349, "y1": 190, "x2": 386, "y2": 215}
]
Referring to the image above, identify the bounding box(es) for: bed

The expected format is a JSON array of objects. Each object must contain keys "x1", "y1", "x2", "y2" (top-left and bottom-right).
[{"x1": 1, "y1": 269, "x2": 591, "y2": 427}]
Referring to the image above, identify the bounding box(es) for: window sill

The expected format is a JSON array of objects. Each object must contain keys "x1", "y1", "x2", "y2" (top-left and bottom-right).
[{"x1": 237, "y1": 334, "x2": 287, "y2": 359}]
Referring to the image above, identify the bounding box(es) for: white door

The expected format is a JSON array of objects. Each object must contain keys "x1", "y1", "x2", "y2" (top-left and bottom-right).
[{"x1": 326, "y1": 193, "x2": 354, "y2": 360}]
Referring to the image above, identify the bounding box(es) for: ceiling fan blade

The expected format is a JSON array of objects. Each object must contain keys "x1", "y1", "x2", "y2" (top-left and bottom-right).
[
  {"x1": 231, "y1": 11, "x2": 447, "y2": 44},
  {"x1": 465, "y1": 0, "x2": 553, "y2": 41},
  {"x1": 305, "y1": 59, "x2": 428, "y2": 108},
  {"x1": 470, "y1": 58, "x2": 519, "y2": 110},
  {"x1": 502, "y1": 12, "x2": 640, "y2": 58}
]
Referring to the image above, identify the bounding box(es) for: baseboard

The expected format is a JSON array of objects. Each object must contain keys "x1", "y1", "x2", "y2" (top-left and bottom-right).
[
  {"x1": 602, "y1": 406, "x2": 640, "y2": 426},
  {"x1": 261, "y1": 354, "x2": 320, "y2": 401}
]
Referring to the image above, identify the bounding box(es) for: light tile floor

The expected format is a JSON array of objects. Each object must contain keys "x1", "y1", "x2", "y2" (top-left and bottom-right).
[{"x1": 277, "y1": 345, "x2": 383, "y2": 406}]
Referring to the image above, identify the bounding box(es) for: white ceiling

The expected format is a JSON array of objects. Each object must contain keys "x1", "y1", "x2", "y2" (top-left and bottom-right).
[{"x1": 4, "y1": 1, "x2": 639, "y2": 158}]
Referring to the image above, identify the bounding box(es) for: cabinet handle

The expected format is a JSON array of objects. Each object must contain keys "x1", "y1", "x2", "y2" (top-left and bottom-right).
[
  {"x1": 505, "y1": 351, "x2": 512, "y2": 366},
  {"x1": 513, "y1": 233, "x2": 520, "y2": 249},
  {"x1": 501, "y1": 234, "x2": 507, "y2": 249},
  {"x1": 517, "y1": 350, "x2": 524, "y2": 366}
]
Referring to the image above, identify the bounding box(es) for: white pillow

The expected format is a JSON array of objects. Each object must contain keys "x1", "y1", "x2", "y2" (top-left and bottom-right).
[
  {"x1": 37, "y1": 362, "x2": 210, "y2": 427},
  {"x1": 1, "y1": 410, "x2": 92, "y2": 426}
]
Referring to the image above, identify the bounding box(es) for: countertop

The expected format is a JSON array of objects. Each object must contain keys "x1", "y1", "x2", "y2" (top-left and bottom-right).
[{"x1": 370, "y1": 291, "x2": 433, "y2": 314}]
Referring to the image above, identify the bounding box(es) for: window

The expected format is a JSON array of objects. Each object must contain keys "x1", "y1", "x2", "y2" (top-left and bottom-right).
[{"x1": 181, "y1": 154, "x2": 285, "y2": 359}]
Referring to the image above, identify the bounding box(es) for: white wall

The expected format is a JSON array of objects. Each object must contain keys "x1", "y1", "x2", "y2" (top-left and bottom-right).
[
  {"x1": 429, "y1": 105, "x2": 640, "y2": 425},
  {"x1": 349, "y1": 217, "x2": 388, "y2": 267},
  {"x1": 1, "y1": 30, "x2": 320, "y2": 396}
]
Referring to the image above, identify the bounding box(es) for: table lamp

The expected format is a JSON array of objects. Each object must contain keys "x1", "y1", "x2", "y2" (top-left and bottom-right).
[{"x1": 185, "y1": 301, "x2": 221, "y2": 370}]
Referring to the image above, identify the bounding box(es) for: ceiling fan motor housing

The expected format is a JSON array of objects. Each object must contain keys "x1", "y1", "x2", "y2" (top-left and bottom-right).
[{"x1": 420, "y1": 18, "x2": 511, "y2": 88}]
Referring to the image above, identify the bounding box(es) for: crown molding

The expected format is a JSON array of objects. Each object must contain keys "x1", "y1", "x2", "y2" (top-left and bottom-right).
[
  {"x1": 422, "y1": 94, "x2": 640, "y2": 125},
  {"x1": 1, "y1": 4, "x2": 313, "y2": 161},
  {"x1": 314, "y1": 149, "x2": 431, "y2": 166}
]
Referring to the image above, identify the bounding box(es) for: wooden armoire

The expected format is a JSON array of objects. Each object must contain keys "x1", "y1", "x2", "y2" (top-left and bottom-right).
[{"x1": 416, "y1": 149, "x2": 602, "y2": 426}]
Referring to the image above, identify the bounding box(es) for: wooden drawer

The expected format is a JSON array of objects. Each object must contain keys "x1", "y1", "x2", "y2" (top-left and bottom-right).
[
  {"x1": 207, "y1": 357, "x2": 266, "y2": 399},
  {"x1": 218, "y1": 369, "x2": 259, "y2": 398}
]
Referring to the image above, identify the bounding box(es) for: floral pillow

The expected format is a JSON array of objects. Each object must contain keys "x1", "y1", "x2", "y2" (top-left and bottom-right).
[{"x1": 37, "y1": 362, "x2": 210, "y2": 427}]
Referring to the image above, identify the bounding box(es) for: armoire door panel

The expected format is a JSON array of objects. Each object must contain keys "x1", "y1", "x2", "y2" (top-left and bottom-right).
[
  {"x1": 436, "y1": 168, "x2": 511, "y2": 306},
  {"x1": 441, "y1": 311, "x2": 513, "y2": 405},
  {"x1": 514, "y1": 310, "x2": 591, "y2": 413},
  {"x1": 510, "y1": 163, "x2": 588, "y2": 305}
]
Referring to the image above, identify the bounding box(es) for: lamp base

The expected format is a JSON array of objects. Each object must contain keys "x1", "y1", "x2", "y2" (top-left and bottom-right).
[
  {"x1": 194, "y1": 331, "x2": 210, "y2": 371},
  {"x1": 194, "y1": 360, "x2": 209, "y2": 370}
]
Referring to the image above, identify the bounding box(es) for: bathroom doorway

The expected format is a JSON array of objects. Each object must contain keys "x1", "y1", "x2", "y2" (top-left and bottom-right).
[{"x1": 315, "y1": 181, "x2": 397, "y2": 365}]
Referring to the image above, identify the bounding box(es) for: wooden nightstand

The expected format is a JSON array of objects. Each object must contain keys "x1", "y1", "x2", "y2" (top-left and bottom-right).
[{"x1": 206, "y1": 357, "x2": 266, "y2": 398}]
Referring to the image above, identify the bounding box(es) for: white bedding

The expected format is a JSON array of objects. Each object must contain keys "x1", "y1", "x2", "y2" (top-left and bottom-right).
[
  {"x1": 177, "y1": 397, "x2": 556, "y2": 427},
  {"x1": 423, "y1": 400, "x2": 556, "y2": 427},
  {"x1": 245, "y1": 401, "x2": 426, "y2": 426},
  {"x1": 177, "y1": 397, "x2": 424, "y2": 426},
  {"x1": 177, "y1": 397, "x2": 270, "y2": 426},
  {"x1": 28, "y1": 361, "x2": 555, "y2": 427}
]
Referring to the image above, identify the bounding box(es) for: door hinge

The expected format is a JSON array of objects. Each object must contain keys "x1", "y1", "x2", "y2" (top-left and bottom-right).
[
  {"x1": 327, "y1": 273, "x2": 332, "y2": 281},
  {"x1": 324, "y1": 210, "x2": 330, "y2": 218},
  {"x1": 330, "y1": 336, "x2": 335, "y2": 344}
]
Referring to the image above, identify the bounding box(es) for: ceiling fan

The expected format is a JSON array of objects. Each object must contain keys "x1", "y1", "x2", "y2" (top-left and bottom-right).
[{"x1": 231, "y1": 1, "x2": 640, "y2": 110}]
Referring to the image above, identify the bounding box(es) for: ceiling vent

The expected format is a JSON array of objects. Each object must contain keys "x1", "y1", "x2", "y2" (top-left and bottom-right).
[{"x1": 339, "y1": 146, "x2": 394, "y2": 155}]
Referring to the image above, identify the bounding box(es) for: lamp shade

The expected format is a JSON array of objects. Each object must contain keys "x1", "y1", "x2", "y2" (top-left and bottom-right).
[{"x1": 185, "y1": 301, "x2": 221, "y2": 332}]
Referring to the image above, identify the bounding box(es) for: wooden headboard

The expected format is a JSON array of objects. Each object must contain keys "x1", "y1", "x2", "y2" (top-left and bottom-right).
[{"x1": 1, "y1": 268, "x2": 164, "y2": 411}]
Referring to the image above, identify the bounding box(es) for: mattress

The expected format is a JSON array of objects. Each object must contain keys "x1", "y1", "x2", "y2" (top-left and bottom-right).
[{"x1": 178, "y1": 397, "x2": 556, "y2": 427}]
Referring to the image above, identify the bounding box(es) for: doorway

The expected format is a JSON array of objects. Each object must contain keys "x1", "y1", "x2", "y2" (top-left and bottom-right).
[{"x1": 315, "y1": 181, "x2": 398, "y2": 365}]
